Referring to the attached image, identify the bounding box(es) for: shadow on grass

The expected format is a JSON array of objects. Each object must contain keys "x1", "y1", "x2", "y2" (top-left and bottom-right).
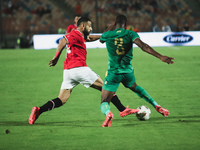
[
  {"x1": 150, "y1": 115, "x2": 200, "y2": 122},
  {"x1": 1, "y1": 115, "x2": 200, "y2": 127},
  {"x1": 0, "y1": 120, "x2": 101, "y2": 127},
  {"x1": 122, "y1": 115, "x2": 200, "y2": 127}
]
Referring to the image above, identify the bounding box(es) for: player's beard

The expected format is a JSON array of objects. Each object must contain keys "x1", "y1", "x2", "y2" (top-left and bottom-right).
[{"x1": 83, "y1": 28, "x2": 90, "y2": 40}]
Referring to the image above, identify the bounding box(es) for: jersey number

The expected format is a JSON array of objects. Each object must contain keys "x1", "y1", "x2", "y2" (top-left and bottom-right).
[{"x1": 114, "y1": 38, "x2": 125, "y2": 55}]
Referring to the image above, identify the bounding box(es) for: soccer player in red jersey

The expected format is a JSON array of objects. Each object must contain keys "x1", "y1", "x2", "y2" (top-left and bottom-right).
[
  {"x1": 66, "y1": 15, "x2": 81, "y2": 34},
  {"x1": 29, "y1": 17, "x2": 138, "y2": 125}
]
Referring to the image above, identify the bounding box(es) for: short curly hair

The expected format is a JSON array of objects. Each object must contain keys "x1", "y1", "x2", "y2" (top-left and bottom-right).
[{"x1": 77, "y1": 17, "x2": 91, "y2": 27}]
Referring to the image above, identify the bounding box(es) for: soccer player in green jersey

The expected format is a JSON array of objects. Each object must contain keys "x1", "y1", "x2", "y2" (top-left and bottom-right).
[{"x1": 100, "y1": 15, "x2": 174, "y2": 127}]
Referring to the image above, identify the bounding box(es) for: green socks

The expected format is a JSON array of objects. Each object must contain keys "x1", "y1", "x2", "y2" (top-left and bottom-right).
[
  {"x1": 134, "y1": 85, "x2": 158, "y2": 107},
  {"x1": 100, "y1": 86, "x2": 158, "y2": 115},
  {"x1": 100, "y1": 102, "x2": 110, "y2": 115}
]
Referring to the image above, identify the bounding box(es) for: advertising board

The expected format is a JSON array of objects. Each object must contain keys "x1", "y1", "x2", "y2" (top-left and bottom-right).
[{"x1": 33, "y1": 31, "x2": 200, "y2": 50}]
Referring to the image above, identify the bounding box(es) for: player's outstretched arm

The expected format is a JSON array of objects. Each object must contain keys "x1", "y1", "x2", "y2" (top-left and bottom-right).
[
  {"x1": 49, "y1": 38, "x2": 67, "y2": 67},
  {"x1": 86, "y1": 35, "x2": 101, "y2": 42},
  {"x1": 134, "y1": 38, "x2": 174, "y2": 64}
]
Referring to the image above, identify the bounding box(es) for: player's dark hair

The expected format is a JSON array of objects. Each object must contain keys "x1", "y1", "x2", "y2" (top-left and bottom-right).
[
  {"x1": 115, "y1": 15, "x2": 127, "y2": 25},
  {"x1": 75, "y1": 14, "x2": 81, "y2": 17},
  {"x1": 77, "y1": 17, "x2": 91, "y2": 27}
]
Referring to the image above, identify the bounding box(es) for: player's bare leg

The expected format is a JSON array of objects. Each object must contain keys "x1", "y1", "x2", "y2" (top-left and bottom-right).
[
  {"x1": 90, "y1": 77, "x2": 103, "y2": 91},
  {"x1": 58, "y1": 89, "x2": 72, "y2": 104}
]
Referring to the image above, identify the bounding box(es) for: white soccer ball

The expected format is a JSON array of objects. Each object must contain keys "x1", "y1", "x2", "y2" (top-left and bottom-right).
[{"x1": 136, "y1": 105, "x2": 151, "y2": 121}]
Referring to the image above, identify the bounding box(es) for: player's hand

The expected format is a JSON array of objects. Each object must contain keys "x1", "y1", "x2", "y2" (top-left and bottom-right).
[
  {"x1": 160, "y1": 56, "x2": 175, "y2": 64},
  {"x1": 87, "y1": 35, "x2": 101, "y2": 41},
  {"x1": 49, "y1": 57, "x2": 59, "y2": 67}
]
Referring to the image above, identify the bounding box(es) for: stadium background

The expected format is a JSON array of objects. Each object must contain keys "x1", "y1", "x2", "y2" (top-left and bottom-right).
[
  {"x1": 1, "y1": 1, "x2": 200, "y2": 149},
  {"x1": 1, "y1": 0, "x2": 200, "y2": 48}
]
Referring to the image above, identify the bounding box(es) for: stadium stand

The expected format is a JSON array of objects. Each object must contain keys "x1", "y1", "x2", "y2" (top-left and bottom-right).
[
  {"x1": 1, "y1": 0, "x2": 200, "y2": 48},
  {"x1": 63, "y1": 0, "x2": 200, "y2": 32},
  {"x1": 2, "y1": 0, "x2": 71, "y2": 34}
]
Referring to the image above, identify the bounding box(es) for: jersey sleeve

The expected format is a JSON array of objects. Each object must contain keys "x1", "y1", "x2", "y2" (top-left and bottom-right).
[
  {"x1": 64, "y1": 33, "x2": 77, "y2": 45},
  {"x1": 100, "y1": 31, "x2": 110, "y2": 42},
  {"x1": 130, "y1": 31, "x2": 140, "y2": 42}
]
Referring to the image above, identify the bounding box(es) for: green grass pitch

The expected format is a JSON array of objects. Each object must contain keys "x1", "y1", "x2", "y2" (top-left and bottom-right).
[{"x1": 0, "y1": 46, "x2": 200, "y2": 150}]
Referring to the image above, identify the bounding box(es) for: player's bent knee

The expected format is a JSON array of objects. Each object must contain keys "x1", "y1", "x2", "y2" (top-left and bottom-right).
[
  {"x1": 58, "y1": 97, "x2": 69, "y2": 104},
  {"x1": 90, "y1": 84, "x2": 102, "y2": 91},
  {"x1": 58, "y1": 89, "x2": 71, "y2": 104},
  {"x1": 95, "y1": 77, "x2": 104, "y2": 85},
  {"x1": 91, "y1": 77, "x2": 103, "y2": 91}
]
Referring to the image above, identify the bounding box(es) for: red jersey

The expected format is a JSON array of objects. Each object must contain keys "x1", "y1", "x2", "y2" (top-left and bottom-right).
[
  {"x1": 64, "y1": 29, "x2": 87, "y2": 69},
  {"x1": 66, "y1": 24, "x2": 77, "y2": 33}
]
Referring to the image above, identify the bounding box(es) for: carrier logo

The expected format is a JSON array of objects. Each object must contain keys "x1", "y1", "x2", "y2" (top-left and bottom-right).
[
  {"x1": 56, "y1": 37, "x2": 63, "y2": 44},
  {"x1": 163, "y1": 34, "x2": 193, "y2": 43}
]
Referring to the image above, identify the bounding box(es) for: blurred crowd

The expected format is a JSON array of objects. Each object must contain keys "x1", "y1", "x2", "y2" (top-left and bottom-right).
[{"x1": 1, "y1": 0, "x2": 200, "y2": 35}]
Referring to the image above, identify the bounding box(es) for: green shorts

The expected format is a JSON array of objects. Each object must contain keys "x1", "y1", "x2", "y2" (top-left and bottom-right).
[{"x1": 102, "y1": 70, "x2": 135, "y2": 92}]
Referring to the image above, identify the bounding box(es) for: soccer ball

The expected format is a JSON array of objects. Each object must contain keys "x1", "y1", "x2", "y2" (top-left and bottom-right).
[{"x1": 136, "y1": 105, "x2": 151, "y2": 121}]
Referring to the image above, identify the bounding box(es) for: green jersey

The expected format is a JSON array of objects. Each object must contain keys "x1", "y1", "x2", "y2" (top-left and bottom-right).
[{"x1": 100, "y1": 28, "x2": 139, "y2": 73}]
